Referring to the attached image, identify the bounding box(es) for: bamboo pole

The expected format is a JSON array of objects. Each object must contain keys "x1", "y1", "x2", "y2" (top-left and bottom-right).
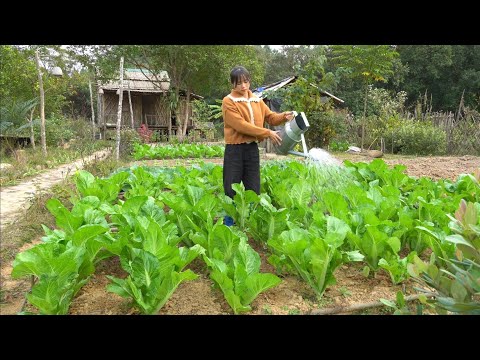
[
  {"x1": 128, "y1": 82, "x2": 134, "y2": 129},
  {"x1": 28, "y1": 106, "x2": 36, "y2": 150},
  {"x1": 89, "y1": 79, "x2": 95, "y2": 139},
  {"x1": 115, "y1": 57, "x2": 124, "y2": 160},
  {"x1": 96, "y1": 68, "x2": 105, "y2": 140},
  {"x1": 35, "y1": 50, "x2": 47, "y2": 157}
]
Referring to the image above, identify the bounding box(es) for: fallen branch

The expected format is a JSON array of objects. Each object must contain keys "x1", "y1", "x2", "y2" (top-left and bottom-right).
[{"x1": 309, "y1": 293, "x2": 435, "y2": 315}]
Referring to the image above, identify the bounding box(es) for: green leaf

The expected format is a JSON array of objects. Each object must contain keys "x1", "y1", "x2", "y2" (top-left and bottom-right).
[
  {"x1": 130, "y1": 250, "x2": 161, "y2": 287},
  {"x1": 71, "y1": 224, "x2": 108, "y2": 247},
  {"x1": 450, "y1": 281, "x2": 468, "y2": 302},
  {"x1": 153, "y1": 270, "x2": 198, "y2": 313},
  {"x1": 75, "y1": 170, "x2": 95, "y2": 196},
  {"x1": 212, "y1": 225, "x2": 241, "y2": 264},
  {"x1": 46, "y1": 198, "x2": 83, "y2": 235},
  {"x1": 235, "y1": 239, "x2": 261, "y2": 275},
  {"x1": 240, "y1": 273, "x2": 281, "y2": 305},
  {"x1": 379, "y1": 299, "x2": 396, "y2": 308},
  {"x1": 27, "y1": 274, "x2": 76, "y2": 315},
  {"x1": 396, "y1": 291, "x2": 405, "y2": 308},
  {"x1": 344, "y1": 250, "x2": 364, "y2": 262},
  {"x1": 122, "y1": 196, "x2": 148, "y2": 215},
  {"x1": 362, "y1": 266, "x2": 370, "y2": 277},
  {"x1": 71, "y1": 196, "x2": 101, "y2": 217},
  {"x1": 446, "y1": 234, "x2": 474, "y2": 249},
  {"x1": 210, "y1": 269, "x2": 250, "y2": 314},
  {"x1": 12, "y1": 243, "x2": 85, "y2": 279}
]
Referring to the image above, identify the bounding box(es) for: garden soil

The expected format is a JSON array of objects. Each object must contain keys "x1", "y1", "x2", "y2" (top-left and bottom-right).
[{"x1": 1, "y1": 153, "x2": 478, "y2": 315}]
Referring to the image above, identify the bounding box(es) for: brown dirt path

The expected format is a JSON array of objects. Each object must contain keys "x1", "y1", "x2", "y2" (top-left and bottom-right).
[{"x1": 0, "y1": 149, "x2": 111, "y2": 232}]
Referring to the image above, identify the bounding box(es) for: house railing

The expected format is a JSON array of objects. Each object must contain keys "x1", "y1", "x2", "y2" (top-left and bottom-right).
[{"x1": 144, "y1": 114, "x2": 168, "y2": 127}]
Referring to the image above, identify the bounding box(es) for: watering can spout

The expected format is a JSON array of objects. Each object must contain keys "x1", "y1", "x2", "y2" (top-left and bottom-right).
[
  {"x1": 273, "y1": 111, "x2": 310, "y2": 156},
  {"x1": 288, "y1": 150, "x2": 309, "y2": 158}
]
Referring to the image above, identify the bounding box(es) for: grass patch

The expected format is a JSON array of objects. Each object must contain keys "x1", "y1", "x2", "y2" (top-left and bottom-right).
[
  {"x1": 0, "y1": 155, "x2": 127, "y2": 266},
  {"x1": 0, "y1": 140, "x2": 111, "y2": 187},
  {"x1": 0, "y1": 184, "x2": 67, "y2": 263}
]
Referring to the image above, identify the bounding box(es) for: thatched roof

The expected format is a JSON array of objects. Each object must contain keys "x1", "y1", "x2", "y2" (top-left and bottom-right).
[
  {"x1": 100, "y1": 68, "x2": 170, "y2": 93},
  {"x1": 99, "y1": 68, "x2": 203, "y2": 99}
]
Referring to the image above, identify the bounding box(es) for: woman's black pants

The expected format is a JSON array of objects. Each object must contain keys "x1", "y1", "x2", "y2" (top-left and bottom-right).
[{"x1": 223, "y1": 142, "x2": 260, "y2": 199}]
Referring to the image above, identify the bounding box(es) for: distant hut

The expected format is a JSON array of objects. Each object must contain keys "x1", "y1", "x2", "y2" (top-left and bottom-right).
[{"x1": 98, "y1": 68, "x2": 203, "y2": 139}]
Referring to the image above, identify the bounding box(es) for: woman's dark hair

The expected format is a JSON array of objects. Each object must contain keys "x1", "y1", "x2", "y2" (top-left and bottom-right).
[{"x1": 230, "y1": 66, "x2": 251, "y2": 87}]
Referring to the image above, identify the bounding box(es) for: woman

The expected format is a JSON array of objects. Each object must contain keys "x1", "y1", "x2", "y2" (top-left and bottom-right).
[{"x1": 222, "y1": 65, "x2": 294, "y2": 226}]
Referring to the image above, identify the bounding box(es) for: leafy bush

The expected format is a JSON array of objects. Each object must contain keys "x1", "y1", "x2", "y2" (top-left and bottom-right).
[
  {"x1": 119, "y1": 129, "x2": 141, "y2": 159},
  {"x1": 29, "y1": 115, "x2": 76, "y2": 146},
  {"x1": 329, "y1": 140, "x2": 350, "y2": 151},
  {"x1": 191, "y1": 99, "x2": 213, "y2": 122},
  {"x1": 45, "y1": 116, "x2": 75, "y2": 146},
  {"x1": 383, "y1": 120, "x2": 447, "y2": 155},
  {"x1": 304, "y1": 109, "x2": 349, "y2": 148}
]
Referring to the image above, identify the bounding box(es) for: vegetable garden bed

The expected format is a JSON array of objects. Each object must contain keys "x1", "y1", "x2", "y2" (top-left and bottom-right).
[{"x1": 1, "y1": 154, "x2": 479, "y2": 315}]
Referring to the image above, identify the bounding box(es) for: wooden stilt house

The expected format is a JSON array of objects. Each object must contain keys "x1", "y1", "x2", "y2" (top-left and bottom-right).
[{"x1": 97, "y1": 68, "x2": 203, "y2": 138}]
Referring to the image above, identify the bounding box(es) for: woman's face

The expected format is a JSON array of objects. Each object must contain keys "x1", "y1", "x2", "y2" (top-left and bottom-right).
[{"x1": 234, "y1": 76, "x2": 250, "y2": 92}]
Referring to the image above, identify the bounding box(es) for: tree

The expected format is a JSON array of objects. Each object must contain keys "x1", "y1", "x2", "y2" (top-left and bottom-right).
[
  {"x1": 35, "y1": 49, "x2": 48, "y2": 156},
  {"x1": 0, "y1": 45, "x2": 37, "y2": 101},
  {"x1": 257, "y1": 45, "x2": 328, "y2": 84},
  {"x1": 331, "y1": 45, "x2": 398, "y2": 149},
  {"x1": 396, "y1": 45, "x2": 480, "y2": 111},
  {"x1": 273, "y1": 56, "x2": 340, "y2": 148},
  {"x1": 99, "y1": 45, "x2": 264, "y2": 141},
  {"x1": 0, "y1": 98, "x2": 38, "y2": 154}
]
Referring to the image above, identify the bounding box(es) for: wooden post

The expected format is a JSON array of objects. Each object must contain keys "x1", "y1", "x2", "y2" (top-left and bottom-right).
[
  {"x1": 96, "y1": 68, "x2": 105, "y2": 140},
  {"x1": 28, "y1": 106, "x2": 36, "y2": 150},
  {"x1": 168, "y1": 107, "x2": 172, "y2": 141},
  {"x1": 35, "y1": 50, "x2": 47, "y2": 157},
  {"x1": 128, "y1": 82, "x2": 134, "y2": 129},
  {"x1": 102, "y1": 92, "x2": 106, "y2": 139},
  {"x1": 115, "y1": 57, "x2": 124, "y2": 160},
  {"x1": 181, "y1": 91, "x2": 191, "y2": 141},
  {"x1": 97, "y1": 91, "x2": 103, "y2": 139},
  {"x1": 89, "y1": 79, "x2": 95, "y2": 139}
]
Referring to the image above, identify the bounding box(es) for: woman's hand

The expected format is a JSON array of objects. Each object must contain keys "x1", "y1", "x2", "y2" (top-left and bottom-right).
[
  {"x1": 285, "y1": 111, "x2": 295, "y2": 121},
  {"x1": 269, "y1": 130, "x2": 282, "y2": 146}
]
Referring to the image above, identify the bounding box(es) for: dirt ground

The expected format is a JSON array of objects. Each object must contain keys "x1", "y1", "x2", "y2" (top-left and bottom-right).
[
  {"x1": 335, "y1": 153, "x2": 479, "y2": 181},
  {"x1": 1, "y1": 154, "x2": 478, "y2": 315}
]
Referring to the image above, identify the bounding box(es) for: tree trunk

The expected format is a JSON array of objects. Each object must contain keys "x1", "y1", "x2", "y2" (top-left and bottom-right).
[
  {"x1": 361, "y1": 82, "x2": 368, "y2": 150},
  {"x1": 115, "y1": 57, "x2": 124, "y2": 160},
  {"x1": 28, "y1": 106, "x2": 36, "y2": 150},
  {"x1": 181, "y1": 90, "x2": 191, "y2": 141},
  {"x1": 89, "y1": 79, "x2": 95, "y2": 139},
  {"x1": 128, "y1": 82, "x2": 134, "y2": 129},
  {"x1": 102, "y1": 93, "x2": 106, "y2": 139},
  {"x1": 168, "y1": 105, "x2": 172, "y2": 140},
  {"x1": 97, "y1": 92, "x2": 103, "y2": 139},
  {"x1": 96, "y1": 69, "x2": 105, "y2": 140},
  {"x1": 35, "y1": 50, "x2": 47, "y2": 157}
]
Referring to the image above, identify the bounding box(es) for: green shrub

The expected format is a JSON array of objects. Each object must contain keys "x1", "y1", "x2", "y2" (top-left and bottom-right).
[
  {"x1": 304, "y1": 109, "x2": 348, "y2": 149},
  {"x1": 384, "y1": 120, "x2": 447, "y2": 155},
  {"x1": 37, "y1": 115, "x2": 75, "y2": 146},
  {"x1": 118, "y1": 129, "x2": 141, "y2": 159},
  {"x1": 329, "y1": 140, "x2": 350, "y2": 151}
]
